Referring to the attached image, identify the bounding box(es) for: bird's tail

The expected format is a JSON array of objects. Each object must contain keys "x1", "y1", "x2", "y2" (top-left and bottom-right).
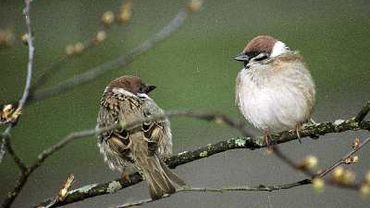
[{"x1": 140, "y1": 154, "x2": 186, "y2": 200}]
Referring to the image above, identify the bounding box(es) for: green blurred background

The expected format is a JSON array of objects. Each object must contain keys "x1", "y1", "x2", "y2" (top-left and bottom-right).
[{"x1": 1, "y1": 0, "x2": 369, "y2": 207}]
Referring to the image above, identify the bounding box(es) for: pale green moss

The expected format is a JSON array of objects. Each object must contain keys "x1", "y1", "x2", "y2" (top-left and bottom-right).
[
  {"x1": 199, "y1": 151, "x2": 208, "y2": 157},
  {"x1": 107, "y1": 181, "x2": 122, "y2": 193},
  {"x1": 334, "y1": 119, "x2": 345, "y2": 125},
  {"x1": 234, "y1": 138, "x2": 246, "y2": 147}
]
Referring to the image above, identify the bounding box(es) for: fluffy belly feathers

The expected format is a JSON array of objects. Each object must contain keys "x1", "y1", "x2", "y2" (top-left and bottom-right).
[{"x1": 237, "y1": 69, "x2": 313, "y2": 132}]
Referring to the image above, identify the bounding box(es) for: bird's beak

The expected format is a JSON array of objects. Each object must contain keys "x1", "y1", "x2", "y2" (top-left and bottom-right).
[
  {"x1": 234, "y1": 53, "x2": 250, "y2": 62},
  {"x1": 144, "y1": 85, "x2": 157, "y2": 94}
]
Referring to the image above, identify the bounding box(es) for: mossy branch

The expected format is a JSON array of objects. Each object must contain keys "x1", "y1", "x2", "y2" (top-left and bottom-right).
[{"x1": 35, "y1": 107, "x2": 370, "y2": 207}]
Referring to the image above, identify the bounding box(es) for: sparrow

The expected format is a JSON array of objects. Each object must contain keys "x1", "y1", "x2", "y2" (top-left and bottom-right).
[
  {"x1": 234, "y1": 35, "x2": 315, "y2": 144},
  {"x1": 97, "y1": 75, "x2": 185, "y2": 199}
]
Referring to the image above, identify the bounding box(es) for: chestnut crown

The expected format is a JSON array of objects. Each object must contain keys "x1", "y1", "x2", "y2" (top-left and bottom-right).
[
  {"x1": 234, "y1": 35, "x2": 289, "y2": 65},
  {"x1": 107, "y1": 75, "x2": 156, "y2": 95}
]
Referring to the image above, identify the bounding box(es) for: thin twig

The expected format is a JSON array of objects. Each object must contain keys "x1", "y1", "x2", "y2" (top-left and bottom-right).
[
  {"x1": 29, "y1": 123, "x2": 123, "y2": 173},
  {"x1": 18, "y1": 0, "x2": 34, "y2": 111},
  {"x1": 269, "y1": 137, "x2": 369, "y2": 192},
  {"x1": 29, "y1": 8, "x2": 191, "y2": 103},
  {"x1": 0, "y1": 0, "x2": 34, "y2": 164},
  {"x1": 1, "y1": 172, "x2": 29, "y2": 208},
  {"x1": 181, "y1": 180, "x2": 312, "y2": 193},
  {"x1": 3, "y1": 134, "x2": 27, "y2": 173},
  {"x1": 114, "y1": 179, "x2": 312, "y2": 208},
  {"x1": 318, "y1": 137, "x2": 370, "y2": 178}
]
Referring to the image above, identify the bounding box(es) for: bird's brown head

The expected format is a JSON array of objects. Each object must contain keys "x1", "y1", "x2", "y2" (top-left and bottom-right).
[
  {"x1": 106, "y1": 75, "x2": 156, "y2": 95},
  {"x1": 234, "y1": 35, "x2": 289, "y2": 67}
]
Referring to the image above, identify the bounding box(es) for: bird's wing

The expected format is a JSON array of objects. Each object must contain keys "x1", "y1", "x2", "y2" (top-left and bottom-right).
[
  {"x1": 141, "y1": 98, "x2": 172, "y2": 157},
  {"x1": 97, "y1": 95, "x2": 143, "y2": 163},
  {"x1": 98, "y1": 93, "x2": 171, "y2": 160}
]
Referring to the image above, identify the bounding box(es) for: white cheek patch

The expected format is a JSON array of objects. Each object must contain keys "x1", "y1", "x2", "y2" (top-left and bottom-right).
[
  {"x1": 270, "y1": 41, "x2": 289, "y2": 57},
  {"x1": 137, "y1": 93, "x2": 150, "y2": 99},
  {"x1": 112, "y1": 87, "x2": 135, "y2": 97}
]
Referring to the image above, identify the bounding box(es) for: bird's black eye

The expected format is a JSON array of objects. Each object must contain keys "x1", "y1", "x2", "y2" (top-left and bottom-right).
[
  {"x1": 253, "y1": 53, "x2": 269, "y2": 61},
  {"x1": 138, "y1": 85, "x2": 146, "y2": 93}
]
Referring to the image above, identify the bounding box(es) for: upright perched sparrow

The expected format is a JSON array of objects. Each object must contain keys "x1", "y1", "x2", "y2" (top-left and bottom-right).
[
  {"x1": 97, "y1": 75, "x2": 185, "y2": 199},
  {"x1": 234, "y1": 35, "x2": 315, "y2": 143}
]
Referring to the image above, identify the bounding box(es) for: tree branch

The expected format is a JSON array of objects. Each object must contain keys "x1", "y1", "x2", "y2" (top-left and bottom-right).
[
  {"x1": 35, "y1": 110, "x2": 370, "y2": 208},
  {"x1": 28, "y1": 7, "x2": 193, "y2": 103},
  {"x1": 0, "y1": 0, "x2": 34, "y2": 164}
]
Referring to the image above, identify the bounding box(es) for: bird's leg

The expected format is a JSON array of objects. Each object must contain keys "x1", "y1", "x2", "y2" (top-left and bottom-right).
[
  {"x1": 121, "y1": 170, "x2": 131, "y2": 183},
  {"x1": 263, "y1": 129, "x2": 272, "y2": 147},
  {"x1": 295, "y1": 123, "x2": 302, "y2": 143},
  {"x1": 264, "y1": 129, "x2": 275, "y2": 154}
]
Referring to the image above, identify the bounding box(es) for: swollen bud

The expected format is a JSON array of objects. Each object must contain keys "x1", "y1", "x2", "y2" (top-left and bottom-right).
[
  {"x1": 312, "y1": 177, "x2": 324, "y2": 193},
  {"x1": 102, "y1": 11, "x2": 115, "y2": 26}
]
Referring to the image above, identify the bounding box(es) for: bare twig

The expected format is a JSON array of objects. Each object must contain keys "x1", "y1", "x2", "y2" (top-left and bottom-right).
[
  {"x1": 0, "y1": 0, "x2": 34, "y2": 164},
  {"x1": 2, "y1": 172, "x2": 29, "y2": 208},
  {"x1": 318, "y1": 137, "x2": 370, "y2": 178},
  {"x1": 18, "y1": 0, "x2": 34, "y2": 111},
  {"x1": 270, "y1": 138, "x2": 369, "y2": 192},
  {"x1": 181, "y1": 180, "x2": 312, "y2": 193},
  {"x1": 29, "y1": 8, "x2": 192, "y2": 103},
  {"x1": 114, "y1": 179, "x2": 312, "y2": 208},
  {"x1": 35, "y1": 110, "x2": 370, "y2": 208},
  {"x1": 3, "y1": 134, "x2": 27, "y2": 173}
]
